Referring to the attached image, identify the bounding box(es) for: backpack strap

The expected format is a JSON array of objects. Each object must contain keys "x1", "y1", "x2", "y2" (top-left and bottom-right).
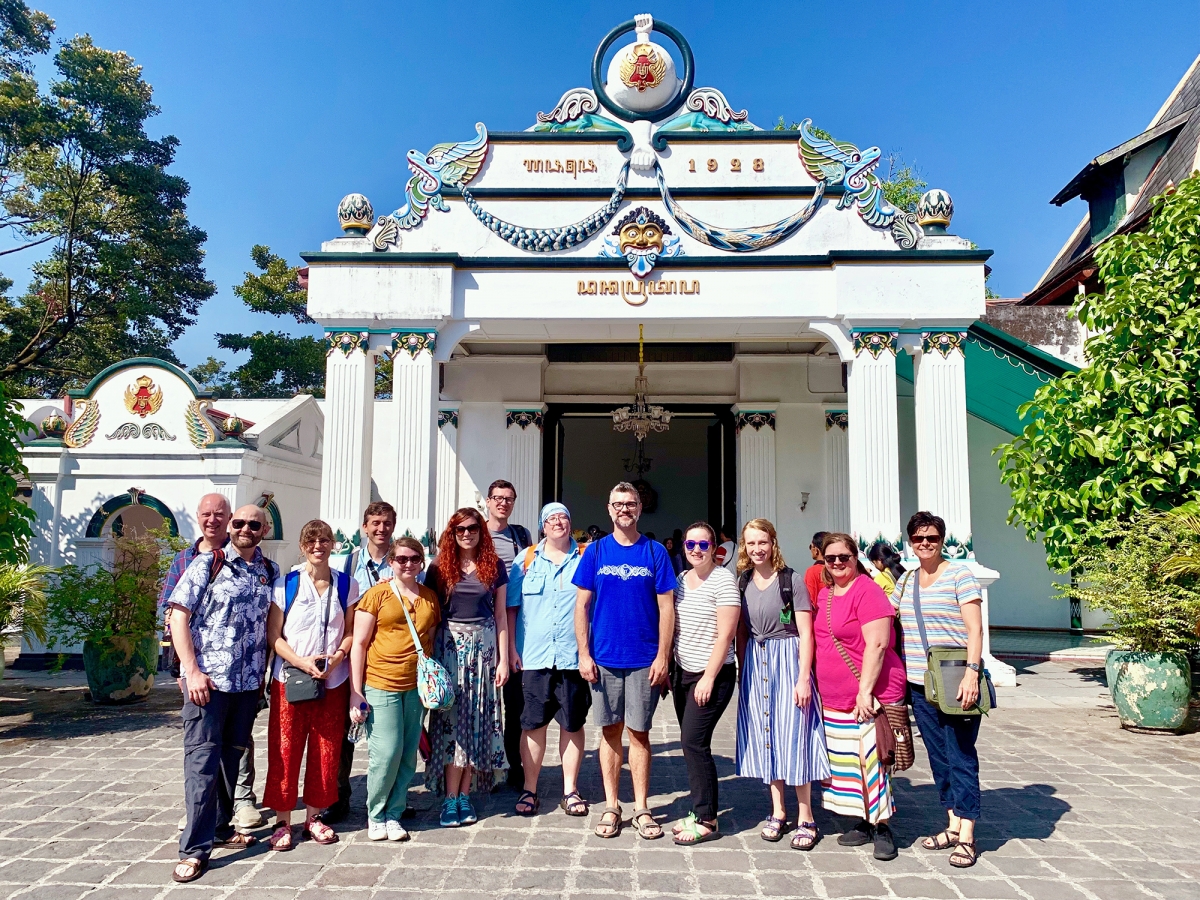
[
  {"x1": 264, "y1": 558, "x2": 279, "y2": 587},
  {"x1": 737, "y1": 570, "x2": 753, "y2": 595},
  {"x1": 778, "y1": 566, "x2": 794, "y2": 610},
  {"x1": 284, "y1": 569, "x2": 301, "y2": 618},
  {"x1": 512, "y1": 524, "x2": 532, "y2": 550},
  {"x1": 336, "y1": 569, "x2": 352, "y2": 610},
  {"x1": 520, "y1": 544, "x2": 538, "y2": 574}
]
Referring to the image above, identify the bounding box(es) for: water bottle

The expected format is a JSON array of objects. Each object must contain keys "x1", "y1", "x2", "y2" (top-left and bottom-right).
[{"x1": 347, "y1": 703, "x2": 368, "y2": 743}]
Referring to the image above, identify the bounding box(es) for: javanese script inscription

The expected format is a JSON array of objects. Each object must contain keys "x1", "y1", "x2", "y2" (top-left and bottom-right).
[
  {"x1": 578, "y1": 278, "x2": 700, "y2": 307},
  {"x1": 524, "y1": 159, "x2": 599, "y2": 177}
]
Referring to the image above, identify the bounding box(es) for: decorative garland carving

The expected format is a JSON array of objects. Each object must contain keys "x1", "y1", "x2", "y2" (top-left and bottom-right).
[
  {"x1": 853, "y1": 332, "x2": 899, "y2": 359},
  {"x1": 921, "y1": 331, "x2": 967, "y2": 358},
  {"x1": 536, "y1": 87, "x2": 600, "y2": 125},
  {"x1": 185, "y1": 399, "x2": 217, "y2": 449},
  {"x1": 438, "y1": 409, "x2": 459, "y2": 429},
  {"x1": 942, "y1": 534, "x2": 973, "y2": 560},
  {"x1": 142, "y1": 423, "x2": 176, "y2": 441},
  {"x1": 735, "y1": 411, "x2": 776, "y2": 433},
  {"x1": 462, "y1": 161, "x2": 631, "y2": 252},
  {"x1": 62, "y1": 398, "x2": 100, "y2": 448},
  {"x1": 506, "y1": 410, "x2": 544, "y2": 431},
  {"x1": 825, "y1": 410, "x2": 848, "y2": 431},
  {"x1": 391, "y1": 331, "x2": 437, "y2": 360},
  {"x1": 326, "y1": 331, "x2": 370, "y2": 358},
  {"x1": 106, "y1": 423, "x2": 140, "y2": 441}
]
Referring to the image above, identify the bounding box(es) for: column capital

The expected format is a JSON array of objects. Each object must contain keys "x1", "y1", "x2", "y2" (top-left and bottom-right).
[
  {"x1": 733, "y1": 408, "x2": 776, "y2": 433},
  {"x1": 437, "y1": 407, "x2": 459, "y2": 429},
  {"x1": 920, "y1": 330, "x2": 968, "y2": 358},
  {"x1": 851, "y1": 330, "x2": 899, "y2": 359},
  {"x1": 390, "y1": 330, "x2": 438, "y2": 360},
  {"x1": 506, "y1": 405, "x2": 547, "y2": 431},
  {"x1": 824, "y1": 409, "x2": 848, "y2": 431},
  {"x1": 324, "y1": 330, "x2": 370, "y2": 358}
]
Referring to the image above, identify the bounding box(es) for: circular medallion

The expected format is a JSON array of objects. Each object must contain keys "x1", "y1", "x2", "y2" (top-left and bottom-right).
[{"x1": 591, "y1": 18, "x2": 694, "y2": 123}]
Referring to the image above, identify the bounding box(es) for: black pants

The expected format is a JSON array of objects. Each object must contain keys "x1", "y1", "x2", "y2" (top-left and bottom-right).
[
  {"x1": 671, "y1": 663, "x2": 737, "y2": 823},
  {"x1": 179, "y1": 688, "x2": 260, "y2": 862},
  {"x1": 335, "y1": 705, "x2": 354, "y2": 808},
  {"x1": 502, "y1": 676, "x2": 525, "y2": 784}
]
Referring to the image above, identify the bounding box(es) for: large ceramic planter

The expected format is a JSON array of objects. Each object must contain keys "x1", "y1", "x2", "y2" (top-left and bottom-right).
[
  {"x1": 82, "y1": 635, "x2": 158, "y2": 704},
  {"x1": 1105, "y1": 650, "x2": 1192, "y2": 732}
]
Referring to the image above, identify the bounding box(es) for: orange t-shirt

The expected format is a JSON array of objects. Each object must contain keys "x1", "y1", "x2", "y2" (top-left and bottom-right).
[
  {"x1": 355, "y1": 582, "x2": 441, "y2": 693},
  {"x1": 805, "y1": 563, "x2": 825, "y2": 607}
]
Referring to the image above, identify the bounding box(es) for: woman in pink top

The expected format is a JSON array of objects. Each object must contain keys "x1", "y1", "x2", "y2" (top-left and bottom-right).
[{"x1": 812, "y1": 533, "x2": 906, "y2": 862}]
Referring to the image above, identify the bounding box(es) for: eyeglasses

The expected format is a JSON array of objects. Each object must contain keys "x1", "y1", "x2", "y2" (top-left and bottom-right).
[
  {"x1": 911, "y1": 534, "x2": 942, "y2": 545},
  {"x1": 231, "y1": 519, "x2": 262, "y2": 532},
  {"x1": 824, "y1": 553, "x2": 854, "y2": 565},
  {"x1": 684, "y1": 540, "x2": 712, "y2": 552},
  {"x1": 609, "y1": 501, "x2": 639, "y2": 511},
  {"x1": 544, "y1": 514, "x2": 570, "y2": 525},
  {"x1": 488, "y1": 495, "x2": 516, "y2": 505},
  {"x1": 393, "y1": 554, "x2": 423, "y2": 566},
  {"x1": 455, "y1": 524, "x2": 481, "y2": 536}
]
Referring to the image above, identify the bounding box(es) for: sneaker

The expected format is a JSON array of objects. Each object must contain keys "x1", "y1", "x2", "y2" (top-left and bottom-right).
[
  {"x1": 439, "y1": 797, "x2": 461, "y2": 828},
  {"x1": 457, "y1": 793, "x2": 477, "y2": 826},
  {"x1": 873, "y1": 822, "x2": 898, "y2": 861},
  {"x1": 837, "y1": 819, "x2": 873, "y2": 847},
  {"x1": 367, "y1": 821, "x2": 388, "y2": 841},
  {"x1": 385, "y1": 820, "x2": 408, "y2": 842},
  {"x1": 231, "y1": 806, "x2": 265, "y2": 831},
  {"x1": 177, "y1": 813, "x2": 187, "y2": 831}
]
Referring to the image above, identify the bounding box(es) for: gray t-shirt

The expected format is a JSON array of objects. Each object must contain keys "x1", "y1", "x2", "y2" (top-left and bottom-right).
[
  {"x1": 740, "y1": 569, "x2": 809, "y2": 642},
  {"x1": 490, "y1": 524, "x2": 522, "y2": 573}
]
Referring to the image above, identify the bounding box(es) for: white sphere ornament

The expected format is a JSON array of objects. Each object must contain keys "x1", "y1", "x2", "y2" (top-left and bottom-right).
[
  {"x1": 338, "y1": 193, "x2": 374, "y2": 235},
  {"x1": 917, "y1": 189, "x2": 954, "y2": 234},
  {"x1": 605, "y1": 38, "x2": 681, "y2": 114}
]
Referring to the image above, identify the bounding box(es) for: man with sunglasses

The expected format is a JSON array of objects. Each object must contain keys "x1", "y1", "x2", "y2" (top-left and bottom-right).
[
  {"x1": 573, "y1": 482, "x2": 676, "y2": 840},
  {"x1": 167, "y1": 505, "x2": 279, "y2": 884}
]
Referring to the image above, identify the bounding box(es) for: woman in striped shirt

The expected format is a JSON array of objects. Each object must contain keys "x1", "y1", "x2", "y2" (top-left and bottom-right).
[
  {"x1": 895, "y1": 512, "x2": 985, "y2": 869},
  {"x1": 669, "y1": 522, "x2": 740, "y2": 845}
]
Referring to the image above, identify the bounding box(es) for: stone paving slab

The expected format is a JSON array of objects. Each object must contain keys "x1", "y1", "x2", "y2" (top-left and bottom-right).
[{"x1": 0, "y1": 663, "x2": 1198, "y2": 899}]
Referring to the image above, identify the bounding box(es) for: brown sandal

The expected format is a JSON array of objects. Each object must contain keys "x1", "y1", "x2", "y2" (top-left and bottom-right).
[
  {"x1": 921, "y1": 829, "x2": 959, "y2": 851},
  {"x1": 304, "y1": 817, "x2": 339, "y2": 845},
  {"x1": 214, "y1": 832, "x2": 257, "y2": 849},
  {"x1": 949, "y1": 840, "x2": 978, "y2": 868},
  {"x1": 633, "y1": 809, "x2": 663, "y2": 840},
  {"x1": 595, "y1": 805, "x2": 622, "y2": 838},
  {"x1": 268, "y1": 824, "x2": 293, "y2": 851},
  {"x1": 171, "y1": 858, "x2": 207, "y2": 883}
]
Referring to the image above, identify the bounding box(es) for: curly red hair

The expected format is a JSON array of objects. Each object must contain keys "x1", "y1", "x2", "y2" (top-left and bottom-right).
[{"x1": 435, "y1": 507, "x2": 500, "y2": 592}]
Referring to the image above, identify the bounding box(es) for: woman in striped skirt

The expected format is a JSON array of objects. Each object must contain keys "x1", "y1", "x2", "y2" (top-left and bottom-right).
[
  {"x1": 734, "y1": 519, "x2": 830, "y2": 851},
  {"x1": 812, "y1": 533, "x2": 908, "y2": 861}
]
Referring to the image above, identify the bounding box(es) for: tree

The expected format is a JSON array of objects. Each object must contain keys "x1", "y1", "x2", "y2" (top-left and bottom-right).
[
  {"x1": 0, "y1": 8, "x2": 213, "y2": 395},
  {"x1": 0, "y1": 380, "x2": 35, "y2": 564},
  {"x1": 997, "y1": 173, "x2": 1200, "y2": 571}
]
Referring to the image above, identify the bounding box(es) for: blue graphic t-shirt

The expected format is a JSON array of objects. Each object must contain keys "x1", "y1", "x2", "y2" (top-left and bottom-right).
[{"x1": 572, "y1": 534, "x2": 675, "y2": 669}]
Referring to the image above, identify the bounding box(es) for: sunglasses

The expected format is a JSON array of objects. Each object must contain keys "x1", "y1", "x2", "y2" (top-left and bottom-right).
[
  {"x1": 684, "y1": 540, "x2": 712, "y2": 552},
  {"x1": 911, "y1": 534, "x2": 942, "y2": 545},
  {"x1": 393, "y1": 554, "x2": 423, "y2": 565},
  {"x1": 231, "y1": 519, "x2": 262, "y2": 532},
  {"x1": 455, "y1": 524, "x2": 481, "y2": 536},
  {"x1": 824, "y1": 553, "x2": 854, "y2": 565}
]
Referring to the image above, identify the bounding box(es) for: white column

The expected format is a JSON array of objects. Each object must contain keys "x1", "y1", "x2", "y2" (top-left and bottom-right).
[
  {"x1": 913, "y1": 332, "x2": 972, "y2": 558},
  {"x1": 29, "y1": 475, "x2": 58, "y2": 566},
  {"x1": 391, "y1": 331, "x2": 439, "y2": 546},
  {"x1": 733, "y1": 406, "x2": 777, "y2": 527},
  {"x1": 847, "y1": 331, "x2": 901, "y2": 551},
  {"x1": 319, "y1": 330, "x2": 375, "y2": 543},
  {"x1": 824, "y1": 409, "x2": 850, "y2": 533},
  {"x1": 209, "y1": 477, "x2": 239, "y2": 517},
  {"x1": 505, "y1": 407, "x2": 545, "y2": 537},
  {"x1": 435, "y1": 403, "x2": 461, "y2": 536}
]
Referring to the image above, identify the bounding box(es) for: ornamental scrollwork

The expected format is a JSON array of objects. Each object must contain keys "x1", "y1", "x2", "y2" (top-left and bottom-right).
[
  {"x1": 825, "y1": 410, "x2": 848, "y2": 431},
  {"x1": 506, "y1": 410, "x2": 544, "y2": 431},
  {"x1": 941, "y1": 534, "x2": 974, "y2": 560},
  {"x1": 735, "y1": 411, "x2": 776, "y2": 433},
  {"x1": 143, "y1": 423, "x2": 176, "y2": 441},
  {"x1": 853, "y1": 332, "x2": 899, "y2": 359},
  {"x1": 62, "y1": 398, "x2": 100, "y2": 448},
  {"x1": 438, "y1": 409, "x2": 459, "y2": 429},
  {"x1": 921, "y1": 331, "x2": 967, "y2": 358},
  {"x1": 106, "y1": 423, "x2": 141, "y2": 441},
  {"x1": 536, "y1": 87, "x2": 600, "y2": 125},
  {"x1": 391, "y1": 331, "x2": 437, "y2": 360},
  {"x1": 185, "y1": 399, "x2": 217, "y2": 449},
  {"x1": 326, "y1": 331, "x2": 370, "y2": 358}
]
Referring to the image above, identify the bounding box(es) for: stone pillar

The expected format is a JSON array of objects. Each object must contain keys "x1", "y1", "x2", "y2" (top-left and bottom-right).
[
  {"x1": 913, "y1": 331, "x2": 972, "y2": 558},
  {"x1": 28, "y1": 474, "x2": 59, "y2": 566},
  {"x1": 505, "y1": 407, "x2": 545, "y2": 537},
  {"x1": 319, "y1": 330, "x2": 375, "y2": 543},
  {"x1": 734, "y1": 406, "x2": 777, "y2": 527},
  {"x1": 391, "y1": 331, "x2": 440, "y2": 547},
  {"x1": 435, "y1": 403, "x2": 461, "y2": 537},
  {"x1": 847, "y1": 331, "x2": 901, "y2": 552},
  {"x1": 824, "y1": 409, "x2": 850, "y2": 533}
]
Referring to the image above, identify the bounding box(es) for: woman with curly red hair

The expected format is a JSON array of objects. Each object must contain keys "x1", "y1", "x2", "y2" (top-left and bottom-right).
[{"x1": 424, "y1": 507, "x2": 510, "y2": 827}]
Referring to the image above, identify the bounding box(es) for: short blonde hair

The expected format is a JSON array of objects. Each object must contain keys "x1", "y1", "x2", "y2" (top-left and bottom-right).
[
  {"x1": 298, "y1": 518, "x2": 334, "y2": 551},
  {"x1": 737, "y1": 518, "x2": 787, "y2": 574}
]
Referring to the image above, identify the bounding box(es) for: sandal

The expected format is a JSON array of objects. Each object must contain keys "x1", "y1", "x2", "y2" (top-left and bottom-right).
[
  {"x1": 214, "y1": 832, "x2": 257, "y2": 849},
  {"x1": 560, "y1": 790, "x2": 588, "y2": 817},
  {"x1": 949, "y1": 840, "x2": 978, "y2": 868},
  {"x1": 790, "y1": 821, "x2": 819, "y2": 851},
  {"x1": 171, "y1": 858, "x2": 207, "y2": 883},
  {"x1": 304, "y1": 817, "x2": 339, "y2": 845},
  {"x1": 673, "y1": 816, "x2": 719, "y2": 846},
  {"x1": 760, "y1": 815, "x2": 787, "y2": 843},
  {"x1": 921, "y1": 829, "x2": 959, "y2": 851},
  {"x1": 633, "y1": 808, "x2": 663, "y2": 841},
  {"x1": 594, "y1": 805, "x2": 622, "y2": 839},
  {"x1": 515, "y1": 790, "x2": 540, "y2": 817},
  {"x1": 268, "y1": 824, "x2": 293, "y2": 851},
  {"x1": 672, "y1": 812, "x2": 695, "y2": 836}
]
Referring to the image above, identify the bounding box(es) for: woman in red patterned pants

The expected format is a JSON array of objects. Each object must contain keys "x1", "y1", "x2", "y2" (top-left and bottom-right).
[{"x1": 263, "y1": 520, "x2": 360, "y2": 850}]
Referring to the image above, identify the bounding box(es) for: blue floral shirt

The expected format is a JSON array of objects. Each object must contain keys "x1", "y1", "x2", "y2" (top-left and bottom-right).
[{"x1": 168, "y1": 548, "x2": 277, "y2": 693}]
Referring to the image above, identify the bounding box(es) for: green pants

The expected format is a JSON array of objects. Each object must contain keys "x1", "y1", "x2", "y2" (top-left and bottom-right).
[{"x1": 364, "y1": 685, "x2": 424, "y2": 823}]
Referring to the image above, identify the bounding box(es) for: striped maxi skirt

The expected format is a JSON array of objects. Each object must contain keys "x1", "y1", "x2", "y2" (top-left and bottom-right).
[
  {"x1": 427, "y1": 620, "x2": 508, "y2": 797},
  {"x1": 736, "y1": 636, "x2": 831, "y2": 786},
  {"x1": 822, "y1": 707, "x2": 896, "y2": 824}
]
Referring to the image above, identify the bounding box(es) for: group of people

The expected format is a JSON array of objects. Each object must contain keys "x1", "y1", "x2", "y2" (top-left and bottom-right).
[{"x1": 161, "y1": 481, "x2": 988, "y2": 884}]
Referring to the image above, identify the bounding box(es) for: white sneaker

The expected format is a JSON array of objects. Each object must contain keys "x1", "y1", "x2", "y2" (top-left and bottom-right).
[
  {"x1": 385, "y1": 820, "x2": 408, "y2": 842},
  {"x1": 177, "y1": 813, "x2": 187, "y2": 831},
  {"x1": 231, "y1": 806, "x2": 265, "y2": 831},
  {"x1": 367, "y1": 821, "x2": 388, "y2": 841}
]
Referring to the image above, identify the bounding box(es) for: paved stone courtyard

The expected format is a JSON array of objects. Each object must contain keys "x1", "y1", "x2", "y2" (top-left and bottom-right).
[{"x1": 1, "y1": 662, "x2": 1198, "y2": 900}]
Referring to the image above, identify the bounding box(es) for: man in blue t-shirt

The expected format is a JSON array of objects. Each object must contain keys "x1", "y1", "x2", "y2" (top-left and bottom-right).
[{"x1": 573, "y1": 481, "x2": 675, "y2": 840}]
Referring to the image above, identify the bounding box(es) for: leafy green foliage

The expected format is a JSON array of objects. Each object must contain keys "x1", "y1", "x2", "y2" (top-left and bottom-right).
[
  {"x1": 1063, "y1": 509, "x2": 1200, "y2": 652},
  {"x1": 0, "y1": 560, "x2": 52, "y2": 644},
  {"x1": 0, "y1": 381, "x2": 34, "y2": 564},
  {"x1": 998, "y1": 173, "x2": 1200, "y2": 570},
  {"x1": 0, "y1": 12, "x2": 213, "y2": 394}
]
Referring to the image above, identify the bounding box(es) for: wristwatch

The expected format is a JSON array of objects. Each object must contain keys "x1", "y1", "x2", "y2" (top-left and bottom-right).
[{"x1": 965, "y1": 662, "x2": 982, "y2": 673}]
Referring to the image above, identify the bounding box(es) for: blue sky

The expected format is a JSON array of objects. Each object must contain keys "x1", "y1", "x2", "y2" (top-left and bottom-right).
[{"x1": 16, "y1": 1, "x2": 1200, "y2": 368}]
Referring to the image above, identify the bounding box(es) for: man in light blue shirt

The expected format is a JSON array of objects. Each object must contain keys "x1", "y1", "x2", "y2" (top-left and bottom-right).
[{"x1": 506, "y1": 501, "x2": 591, "y2": 818}]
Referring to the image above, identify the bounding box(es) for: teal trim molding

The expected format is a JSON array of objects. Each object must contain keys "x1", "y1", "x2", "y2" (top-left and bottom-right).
[
  {"x1": 264, "y1": 500, "x2": 283, "y2": 540},
  {"x1": 69, "y1": 357, "x2": 212, "y2": 400},
  {"x1": 85, "y1": 490, "x2": 180, "y2": 538}
]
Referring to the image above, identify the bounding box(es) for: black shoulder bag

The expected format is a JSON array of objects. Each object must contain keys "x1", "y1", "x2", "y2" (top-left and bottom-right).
[{"x1": 282, "y1": 578, "x2": 332, "y2": 703}]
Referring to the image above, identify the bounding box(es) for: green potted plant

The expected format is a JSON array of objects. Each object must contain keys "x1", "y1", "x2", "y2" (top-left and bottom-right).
[
  {"x1": 1066, "y1": 508, "x2": 1200, "y2": 731},
  {"x1": 44, "y1": 527, "x2": 177, "y2": 703},
  {"x1": 0, "y1": 563, "x2": 54, "y2": 678}
]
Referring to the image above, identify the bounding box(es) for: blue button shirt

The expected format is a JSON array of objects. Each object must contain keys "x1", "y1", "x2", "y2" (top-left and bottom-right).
[
  {"x1": 508, "y1": 539, "x2": 582, "y2": 670},
  {"x1": 341, "y1": 547, "x2": 394, "y2": 595}
]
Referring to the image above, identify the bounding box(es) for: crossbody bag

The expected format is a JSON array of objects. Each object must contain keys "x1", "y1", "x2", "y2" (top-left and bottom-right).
[
  {"x1": 911, "y1": 574, "x2": 997, "y2": 716},
  {"x1": 282, "y1": 579, "x2": 333, "y2": 703},
  {"x1": 391, "y1": 582, "x2": 454, "y2": 710},
  {"x1": 825, "y1": 586, "x2": 915, "y2": 773}
]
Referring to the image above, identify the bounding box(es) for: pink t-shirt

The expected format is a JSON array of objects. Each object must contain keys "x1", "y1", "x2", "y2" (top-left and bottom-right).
[{"x1": 812, "y1": 574, "x2": 907, "y2": 711}]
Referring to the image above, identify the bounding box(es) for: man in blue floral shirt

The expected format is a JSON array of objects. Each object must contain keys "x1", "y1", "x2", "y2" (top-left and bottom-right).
[{"x1": 167, "y1": 504, "x2": 278, "y2": 884}]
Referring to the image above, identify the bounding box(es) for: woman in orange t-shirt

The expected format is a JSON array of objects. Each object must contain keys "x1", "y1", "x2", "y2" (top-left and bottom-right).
[{"x1": 348, "y1": 537, "x2": 440, "y2": 842}]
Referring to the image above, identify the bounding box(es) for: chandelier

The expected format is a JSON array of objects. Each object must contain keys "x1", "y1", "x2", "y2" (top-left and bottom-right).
[{"x1": 612, "y1": 324, "x2": 672, "y2": 442}]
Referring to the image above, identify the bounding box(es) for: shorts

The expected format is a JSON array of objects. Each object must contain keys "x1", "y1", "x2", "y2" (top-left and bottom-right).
[
  {"x1": 520, "y1": 668, "x2": 591, "y2": 733},
  {"x1": 592, "y1": 665, "x2": 660, "y2": 732}
]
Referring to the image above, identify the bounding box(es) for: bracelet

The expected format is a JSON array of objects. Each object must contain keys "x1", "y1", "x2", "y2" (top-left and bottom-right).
[{"x1": 965, "y1": 661, "x2": 981, "y2": 673}]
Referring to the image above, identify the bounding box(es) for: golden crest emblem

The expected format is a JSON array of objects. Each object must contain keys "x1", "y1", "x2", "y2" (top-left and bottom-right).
[
  {"x1": 124, "y1": 375, "x2": 164, "y2": 418},
  {"x1": 619, "y1": 42, "x2": 667, "y2": 92}
]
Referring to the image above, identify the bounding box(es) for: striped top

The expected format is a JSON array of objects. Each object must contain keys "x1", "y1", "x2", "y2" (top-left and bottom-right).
[
  {"x1": 893, "y1": 562, "x2": 982, "y2": 684},
  {"x1": 673, "y1": 565, "x2": 740, "y2": 673}
]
